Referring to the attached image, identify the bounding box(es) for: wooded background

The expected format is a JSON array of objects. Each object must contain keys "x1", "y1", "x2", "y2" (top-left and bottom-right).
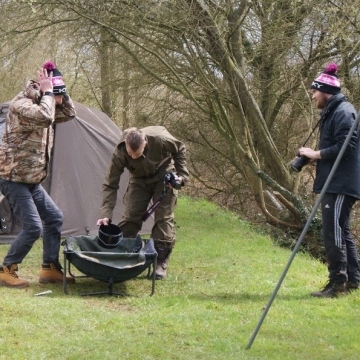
[{"x1": 1, "y1": 0, "x2": 360, "y2": 257}]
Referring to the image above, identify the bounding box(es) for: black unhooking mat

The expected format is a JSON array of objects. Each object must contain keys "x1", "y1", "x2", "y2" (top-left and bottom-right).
[{"x1": 63, "y1": 234, "x2": 157, "y2": 283}]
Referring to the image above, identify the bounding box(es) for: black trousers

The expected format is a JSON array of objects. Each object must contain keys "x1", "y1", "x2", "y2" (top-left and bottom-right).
[{"x1": 321, "y1": 193, "x2": 360, "y2": 284}]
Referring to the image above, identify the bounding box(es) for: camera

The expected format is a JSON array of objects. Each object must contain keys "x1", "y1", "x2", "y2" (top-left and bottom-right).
[
  {"x1": 164, "y1": 172, "x2": 182, "y2": 190},
  {"x1": 291, "y1": 154, "x2": 310, "y2": 172}
]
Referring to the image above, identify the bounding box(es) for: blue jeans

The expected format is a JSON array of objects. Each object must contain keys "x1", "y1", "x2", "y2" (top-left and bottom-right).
[{"x1": 0, "y1": 179, "x2": 63, "y2": 266}]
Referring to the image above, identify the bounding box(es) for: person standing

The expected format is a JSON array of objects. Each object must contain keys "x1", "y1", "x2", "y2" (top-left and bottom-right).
[
  {"x1": 298, "y1": 63, "x2": 360, "y2": 298},
  {"x1": 0, "y1": 61, "x2": 76, "y2": 288},
  {"x1": 97, "y1": 126, "x2": 189, "y2": 279}
]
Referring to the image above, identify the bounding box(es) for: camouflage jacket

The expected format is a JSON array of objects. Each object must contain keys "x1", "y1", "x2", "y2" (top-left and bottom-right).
[
  {"x1": 0, "y1": 80, "x2": 76, "y2": 183},
  {"x1": 100, "y1": 125, "x2": 189, "y2": 219}
]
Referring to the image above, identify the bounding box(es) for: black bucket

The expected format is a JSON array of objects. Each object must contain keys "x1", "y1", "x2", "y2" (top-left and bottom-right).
[{"x1": 98, "y1": 224, "x2": 123, "y2": 249}]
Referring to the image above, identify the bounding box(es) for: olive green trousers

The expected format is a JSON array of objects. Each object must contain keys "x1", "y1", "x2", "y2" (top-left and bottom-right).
[{"x1": 119, "y1": 179, "x2": 178, "y2": 249}]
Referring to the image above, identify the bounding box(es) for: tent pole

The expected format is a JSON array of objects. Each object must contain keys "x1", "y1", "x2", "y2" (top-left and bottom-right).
[{"x1": 246, "y1": 111, "x2": 360, "y2": 350}]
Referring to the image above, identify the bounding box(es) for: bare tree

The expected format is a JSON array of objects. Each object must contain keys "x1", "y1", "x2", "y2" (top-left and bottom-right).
[{"x1": 2, "y1": 0, "x2": 360, "y2": 245}]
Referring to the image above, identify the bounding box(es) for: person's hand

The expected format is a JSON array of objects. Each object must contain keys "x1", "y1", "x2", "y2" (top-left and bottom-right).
[
  {"x1": 97, "y1": 218, "x2": 110, "y2": 226},
  {"x1": 165, "y1": 172, "x2": 183, "y2": 189},
  {"x1": 37, "y1": 68, "x2": 53, "y2": 93},
  {"x1": 172, "y1": 175, "x2": 183, "y2": 190},
  {"x1": 298, "y1": 147, "x2": 321, "y2": 161}
]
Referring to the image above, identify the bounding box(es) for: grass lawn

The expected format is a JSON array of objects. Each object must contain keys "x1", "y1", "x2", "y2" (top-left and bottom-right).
[{"x1": 0, "y1": 196, "x2": 359, "y2": 360}]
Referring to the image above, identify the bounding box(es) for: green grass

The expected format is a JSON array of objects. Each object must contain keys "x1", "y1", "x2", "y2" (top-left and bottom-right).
[{"x1": 0, "y1": 196, "x2": 359, "y2": 359}]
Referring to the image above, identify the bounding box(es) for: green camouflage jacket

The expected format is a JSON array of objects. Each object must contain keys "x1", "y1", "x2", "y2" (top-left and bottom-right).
[
  {"x1": 0, "y1": 80, "x2": 76, "y2": 183},
  {"x1": 100, "y1": 125, "x2": 189, "y2": 219}
]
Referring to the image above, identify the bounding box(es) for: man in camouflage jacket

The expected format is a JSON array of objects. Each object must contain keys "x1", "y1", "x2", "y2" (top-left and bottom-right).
[{"x1": 0, "y1": 62, "x2": 76, "y2": 288}]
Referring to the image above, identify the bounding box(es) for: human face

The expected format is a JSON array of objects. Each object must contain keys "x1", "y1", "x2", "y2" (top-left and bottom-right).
[
  {"x1": 55, "y1": 95, "x2": 64, "y2": 106},
  {"x1": 311, "y1": 89, "x2": 330, "y2": 109},
  {"x1": 125, "y1": 141, "x2": 147, "y2": 159}
]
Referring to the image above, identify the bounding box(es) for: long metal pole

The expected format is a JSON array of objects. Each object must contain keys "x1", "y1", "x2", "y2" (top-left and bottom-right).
[{"x1": 246, "y1": 111, "x2": 360, "y2": 350}]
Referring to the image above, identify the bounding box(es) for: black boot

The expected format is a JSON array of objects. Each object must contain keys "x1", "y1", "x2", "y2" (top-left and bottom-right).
[
  {"x1": 311, "y1": 281, "x2": 346, "y2": 298},
  {"x1": 346, "y1": 281, "x2": 359, "y2": 292}
]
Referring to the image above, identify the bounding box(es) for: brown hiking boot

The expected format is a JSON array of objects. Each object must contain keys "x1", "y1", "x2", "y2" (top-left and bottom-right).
[
  {"x1": 39, "y1": 263, "x2": 75, "y2": 284},
  {"x1": 311, "y1": 281, "x2": 346, "y2": 298},
  {"x1": 0, "y1": 264, "x2": 29, "y2": 288}
]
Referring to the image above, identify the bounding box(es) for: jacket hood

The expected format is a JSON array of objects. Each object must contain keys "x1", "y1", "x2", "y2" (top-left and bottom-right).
[{"x1": 23, "y1": 80, "x2": 41, "y2": 102}]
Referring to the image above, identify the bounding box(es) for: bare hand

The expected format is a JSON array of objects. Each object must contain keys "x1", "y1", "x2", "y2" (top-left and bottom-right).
[
  {"x1": 298, "y1": 147, "x2": 321, "y2": 160},
  {"x1": 37, "y1": 68, "x2": 53, "y2": 93},
  {"x1": 97, "y1": 218, "x2": 110, "y2": 226}
]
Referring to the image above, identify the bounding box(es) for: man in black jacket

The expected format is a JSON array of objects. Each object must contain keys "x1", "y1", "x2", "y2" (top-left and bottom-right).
[{"x1": 298, "y1": 63, "x2": 360, "y2": 298}]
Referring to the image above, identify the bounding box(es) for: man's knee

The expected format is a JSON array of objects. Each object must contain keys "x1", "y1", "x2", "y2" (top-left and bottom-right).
[
  {"x1": 44, "y1": 208, "x2": 64, "y2": 227},
  {"x1": 54, "y1": 209, "x2": 64, "y2": 225},
  {"x1": 23, "y1": 222, "x2": 43, "y2": 239},
  {"x1": 119, "y1": 221, "x2": 141, "y2": 238}
]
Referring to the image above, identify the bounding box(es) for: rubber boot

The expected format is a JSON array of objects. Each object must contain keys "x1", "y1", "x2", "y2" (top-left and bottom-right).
[
  {"x1": 0, "y1": 264, "x2": 29, "y2": 288},
  {"x1": 155, "y1": 245, "x2": 171, "y2": 280},
  {"x1": 39, "y1": 263, "x2": 75, "y2": 284}
]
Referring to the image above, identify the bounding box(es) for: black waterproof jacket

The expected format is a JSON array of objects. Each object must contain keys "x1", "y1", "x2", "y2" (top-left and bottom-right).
[{"x1": 314, "y1": 93, "x2": 360, "y2": 199}]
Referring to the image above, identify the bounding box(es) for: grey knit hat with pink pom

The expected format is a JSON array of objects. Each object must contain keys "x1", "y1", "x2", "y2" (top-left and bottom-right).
[
  {"x1": 311, "y1": 63, "x2": 341, "y2": 95},
  {"x1": 42, "y1": 61, "x2": 67, "y2": 95}
]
